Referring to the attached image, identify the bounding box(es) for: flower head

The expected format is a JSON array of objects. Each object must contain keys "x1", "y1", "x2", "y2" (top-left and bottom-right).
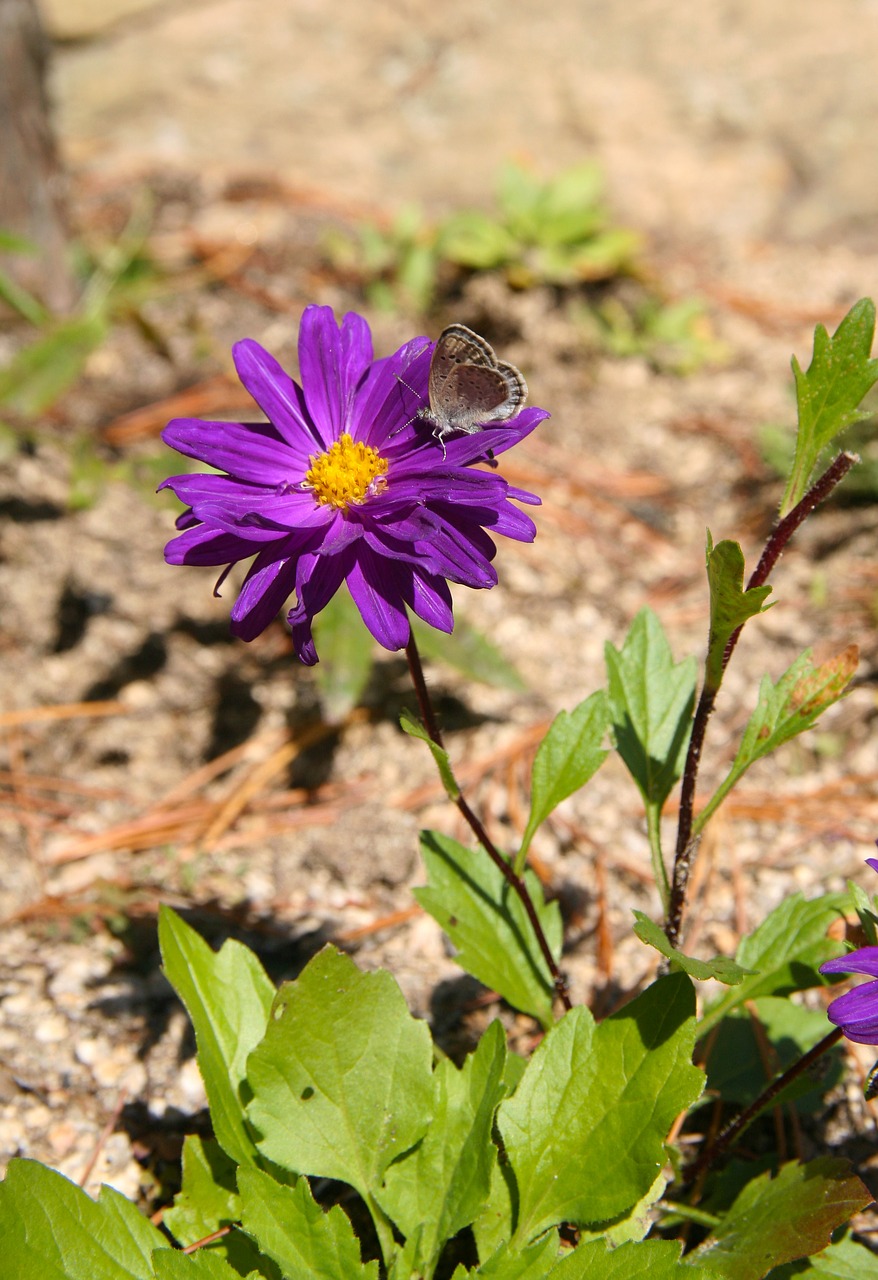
[
  {"x1": 160, "y1": 307, "x2": 547, "y2": 664},
  {"x1": 819, "y1": 857, "x2": 878, "y2": 1044}
]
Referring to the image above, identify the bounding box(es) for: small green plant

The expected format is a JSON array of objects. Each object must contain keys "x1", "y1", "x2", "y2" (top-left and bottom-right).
[
  {"x1": 0, "y1": 196, "x2": 168, "y2": 427},
  {"x1": 323, "y1": 203, "x2": 443, "y2": 314},
  {"x1": 2, "y1": 302, "x2": 877, "y2": 1278},
  {"x1": 325, "y1": 162, "x2": 641, "y2": 314},
  {"x1": 438, "y1": 160, "x2": 641, "y2": 289}
]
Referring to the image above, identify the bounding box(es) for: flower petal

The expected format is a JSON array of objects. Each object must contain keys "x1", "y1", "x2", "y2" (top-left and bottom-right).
[
  {"x1": 821, "y1": 946, "x2": 878, "y2": 979},
  {"x1": 298, "y1": 307, "x2": 373, "y2": 441},
  {"x1": 161, "y1": 418, "x2": 295, "y2": 483},
  {"x1": 232, "y1": 339, "x2": 319, "y2": 458},
  {"x1": 346, "y1": 550, "x2": 411, "y2": 651},
  {"x1": 229, "y1": 545, "x2": 298, "y2": 640}
]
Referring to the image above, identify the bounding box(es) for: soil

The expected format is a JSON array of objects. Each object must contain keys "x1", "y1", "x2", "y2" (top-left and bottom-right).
[{"x1": 2, "y1": 0, "x2": 878, "y2": 1243}]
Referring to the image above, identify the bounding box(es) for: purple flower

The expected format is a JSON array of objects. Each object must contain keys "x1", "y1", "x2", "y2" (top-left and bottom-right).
[
  {"x1": 819, "y1": 857, "x2": 878, "y2": 1044},
  {"x1": 160, "y1": 306, "x2": 547, "y2": 665}
]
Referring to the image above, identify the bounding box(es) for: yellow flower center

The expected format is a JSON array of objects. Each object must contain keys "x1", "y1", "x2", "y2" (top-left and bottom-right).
[{"x1": 303, "y1": 433, "x2": 389, "y2": 510}]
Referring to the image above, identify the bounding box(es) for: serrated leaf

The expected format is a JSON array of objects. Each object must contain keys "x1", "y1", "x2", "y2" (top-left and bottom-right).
[
  {"x1": 237, "y1": 1167, "x2": 379, "y2": 1279},
  {"x1": 700, "y1": 892, "x2": 850, "y2": 1036},
  {"x1": 415, "y1": 831, "x2": 562, "y2": 1029},
  {"x1": 158, "y1": 908, "x2": 275, "y2": 1167},
  {"x1": 412, "y1": 614, "x2": 527, "y2": 692},
  {"x1": 151, "y1": 1251, "x2": 258, "y2": 1279},
  {"x1": 771, "y1": 1231, "x2": 878, "y2": 1276},
  {"x1": 552, "y1": 1237, "x2": 705, "y2": 1278},
  {"x1": 498, "y1": 974, "x2": 704, "y2": 1244},
  {"x1": 783, "y1": 299, "x2": 878, "y2": 516},
  {"x1": 705, "y1": 536, "x2": 773, "y2": 688},
  {"x1": 705, "y1": 997, "x2": 844, "y2": 1110},
  {"x1": 312, "y1": 591, "x2": 374, "y2": 722},
  {"x1": 633, "y1": 911, "x2": 751, "y2": 984},
  {"x1": 686, "y1": 1159, "x2": 871, "y2": 1278},
  {"x1": 378, "y1": 1020, "x2": 508, "y2": 1274},
  {"x1": 605, "y1": 608, "x2": 697, "y2": 817},
  {"x1": 400, "y1": 710, "x2": 459, "y2": 798},
  {"x1": 162, "y1": 1137, "x2": 274, "y2": 1276},
  {"x1": 246, "y1": 945, "x2": 434, "y2": 1205},
  {"x1": 697, "y1": 647, "x2": 859, "y2": 834},
  {"x1": 0, "y1": 1158, "x2": 169, "y2": 1279},
  {"x1": 518, "y1": 689, "x2": 609, "y2": 866},
  {"x1": 0, "y1": 312, "x2": 108, "y2": 417},
  {"x1": 477, "y1": 1231, "x2": 560, "y2": 1278},
  {"x1": 472, "y1": 1147, "x2": 517, "y2": 1263},
  {"x1": 162, "y1": 1136, "x2": 241, "y2": 1245}
]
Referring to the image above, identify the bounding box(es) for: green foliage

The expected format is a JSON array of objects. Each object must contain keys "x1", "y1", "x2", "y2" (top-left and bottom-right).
[
  {"x1": 158, "y1": 906, "x2": 275, "y2": 1167},
  {"x1": 0, "y1": 195, "x2": 170, "y2": 429},
  {"x1": 498, "y1": 975, "x2": 703, "y2": 1245},
  {"x1": 516, "y1": 689, "x2": 609, "y2": 871},
  {"x1": 3, "y1": 304, "x2": 875, "y2": 1278},
  {"x1": 685, "y1": 1160, "x2": 872, "y2": 1278},
  {"x1": 0, "y1": 1159, "x2": 170, "y2": 1278},
  {"x1": 324, "y1": 204, "x2": 441, "y2": 313},
  {"x1": 704, "y1": 535, "x2": 773, "y2": 690},
  {"x1": 606, "y1": 608, "x2": 696, "y2": 893},
  {"x1": 415, "y1": 831, "x2": 562, "y2": 1029},
  {"x1": 783, "y1": 298, "x2": 878, "y2": 516},
  {"x1": 438, "y1": 161, "x2": 640, "y2": 289},
  {"x1": 632, "y1": 911, "x2": 752, "y2": 985},
  {"x1": 401, "y1": 711, "x2": 460, "y2": 799},
  {"x1": 580, "y1": 292, "x2": 727, "y2": 374},
  {"x1": 703, "y1": 997, "x2": 844, "y2": 1111},
  {"x1": 325, "y1": 162, "x2": 642, "y2": 313},
  {"x1": 695, "y1": 647, "x2": 859, "y2": 835},
  {"x1": 700, "y1": 892, "x2": 850, "y2": 1036},
  {"x1": 0, "y1": 229, "x2": 51, "y2": 324}
]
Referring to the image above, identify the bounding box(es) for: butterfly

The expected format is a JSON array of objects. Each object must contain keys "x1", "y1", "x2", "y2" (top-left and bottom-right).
[{"x1": 418, "y1": 324, "x2": 528, "y2": 456}]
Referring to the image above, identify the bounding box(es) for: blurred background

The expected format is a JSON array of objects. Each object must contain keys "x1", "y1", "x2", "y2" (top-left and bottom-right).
[{"x1": 1, "y1": 0, "x2": 877, "y2": 1207}]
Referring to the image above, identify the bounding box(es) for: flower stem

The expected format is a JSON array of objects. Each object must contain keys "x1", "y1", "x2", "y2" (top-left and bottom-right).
[
  {"x1": 683, "y1": 1027, "x2": 844, "y2": 1186},
  {"x1": 405, "y1": 631, "x2": 572, "y2": 1013},
  {"x1": 665, "y1": 452, "x2": 858, "y2": 947}
]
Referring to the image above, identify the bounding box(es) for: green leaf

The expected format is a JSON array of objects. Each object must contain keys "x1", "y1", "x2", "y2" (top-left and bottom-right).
[
  {"x1": 438, "y1": 211, "x2": 517, "y2": 270},
  {"x1": 0, "y1": 313, "x2": 108, "y2": 417},
  {"x1": 237, "y1": 1167, "x2": 380, "y2": 1279},
  {"x1": 705, "y1": 536, "x2": 773, "y2": 689},
  {"x1": 686, "y1": 1159, "x2": 872, "y2": 1278},
  {"x1": 312, "y1": 591, "x2": 374, "y2": 722},
  {"x1": 415, "y1": 831, "x2": 562, "y2": 1029},
  {"x1": 783, "y1": 299, "x2": 878, "y2": 516},
  {"x1": 400, "y1": 711, "x2": 460, "y2": 799},
  {"x1": 552, "y1": 1237, "x2": 705, "y2": 1278},
  {"x1": 158, "y1": 907, "x2": 275, "y2": 1166},
  {"x1": 517, "y1": 689, "x2": 609, "y2": 868},
  {"x1": 411, "y1": 614, "x2": 527, "y2": 692},
  {"x1": 378, "y1": 1020, "x2": 508, "y2": 1274},
  {"x1": 152, "y1": 1251, "x2": 259, "y2": 1279},
  {"x1": 246, "y1": 945, "x2": 434, "y2": 1205},
  {"x1": 696, "y1": 647, "x2": 859, "y2": 834},
  {"x1": 498, "y1": 974, "x2": 704, "y2": 1244},
  {"x1": 0, "y1": 1158, "x2": 169, "y2": 1279},
  {"x1": 771, "y1": 1231, "x2": 878, "y2": 1276},
  {"x1": 162, "y1": 1137, "x2": 274, "y2": 1276},
  {"x1": 162, "y1": 1136, "x2": 241, "y2": 1245},
  {"x1": 605, "y1": 607, "x2": 697, "y2": 818},
  {"x1": 704, "y1": 997, "x2": 844, "y2": 1110},
  {"x1": 700, "y1": 892, "x2": 849, "y2": 1036},
  {"x1": 477, "y1": 1231, "x2": 560, "y2": 1278},
  {"x1": 633, "y1": 911, "x2": 752, "y2": 984}
]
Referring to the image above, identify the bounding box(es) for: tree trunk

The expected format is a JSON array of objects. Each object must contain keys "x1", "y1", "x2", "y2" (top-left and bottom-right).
[{"x1": 0, "y1": 0, "x2": 74, "y2": 313}]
